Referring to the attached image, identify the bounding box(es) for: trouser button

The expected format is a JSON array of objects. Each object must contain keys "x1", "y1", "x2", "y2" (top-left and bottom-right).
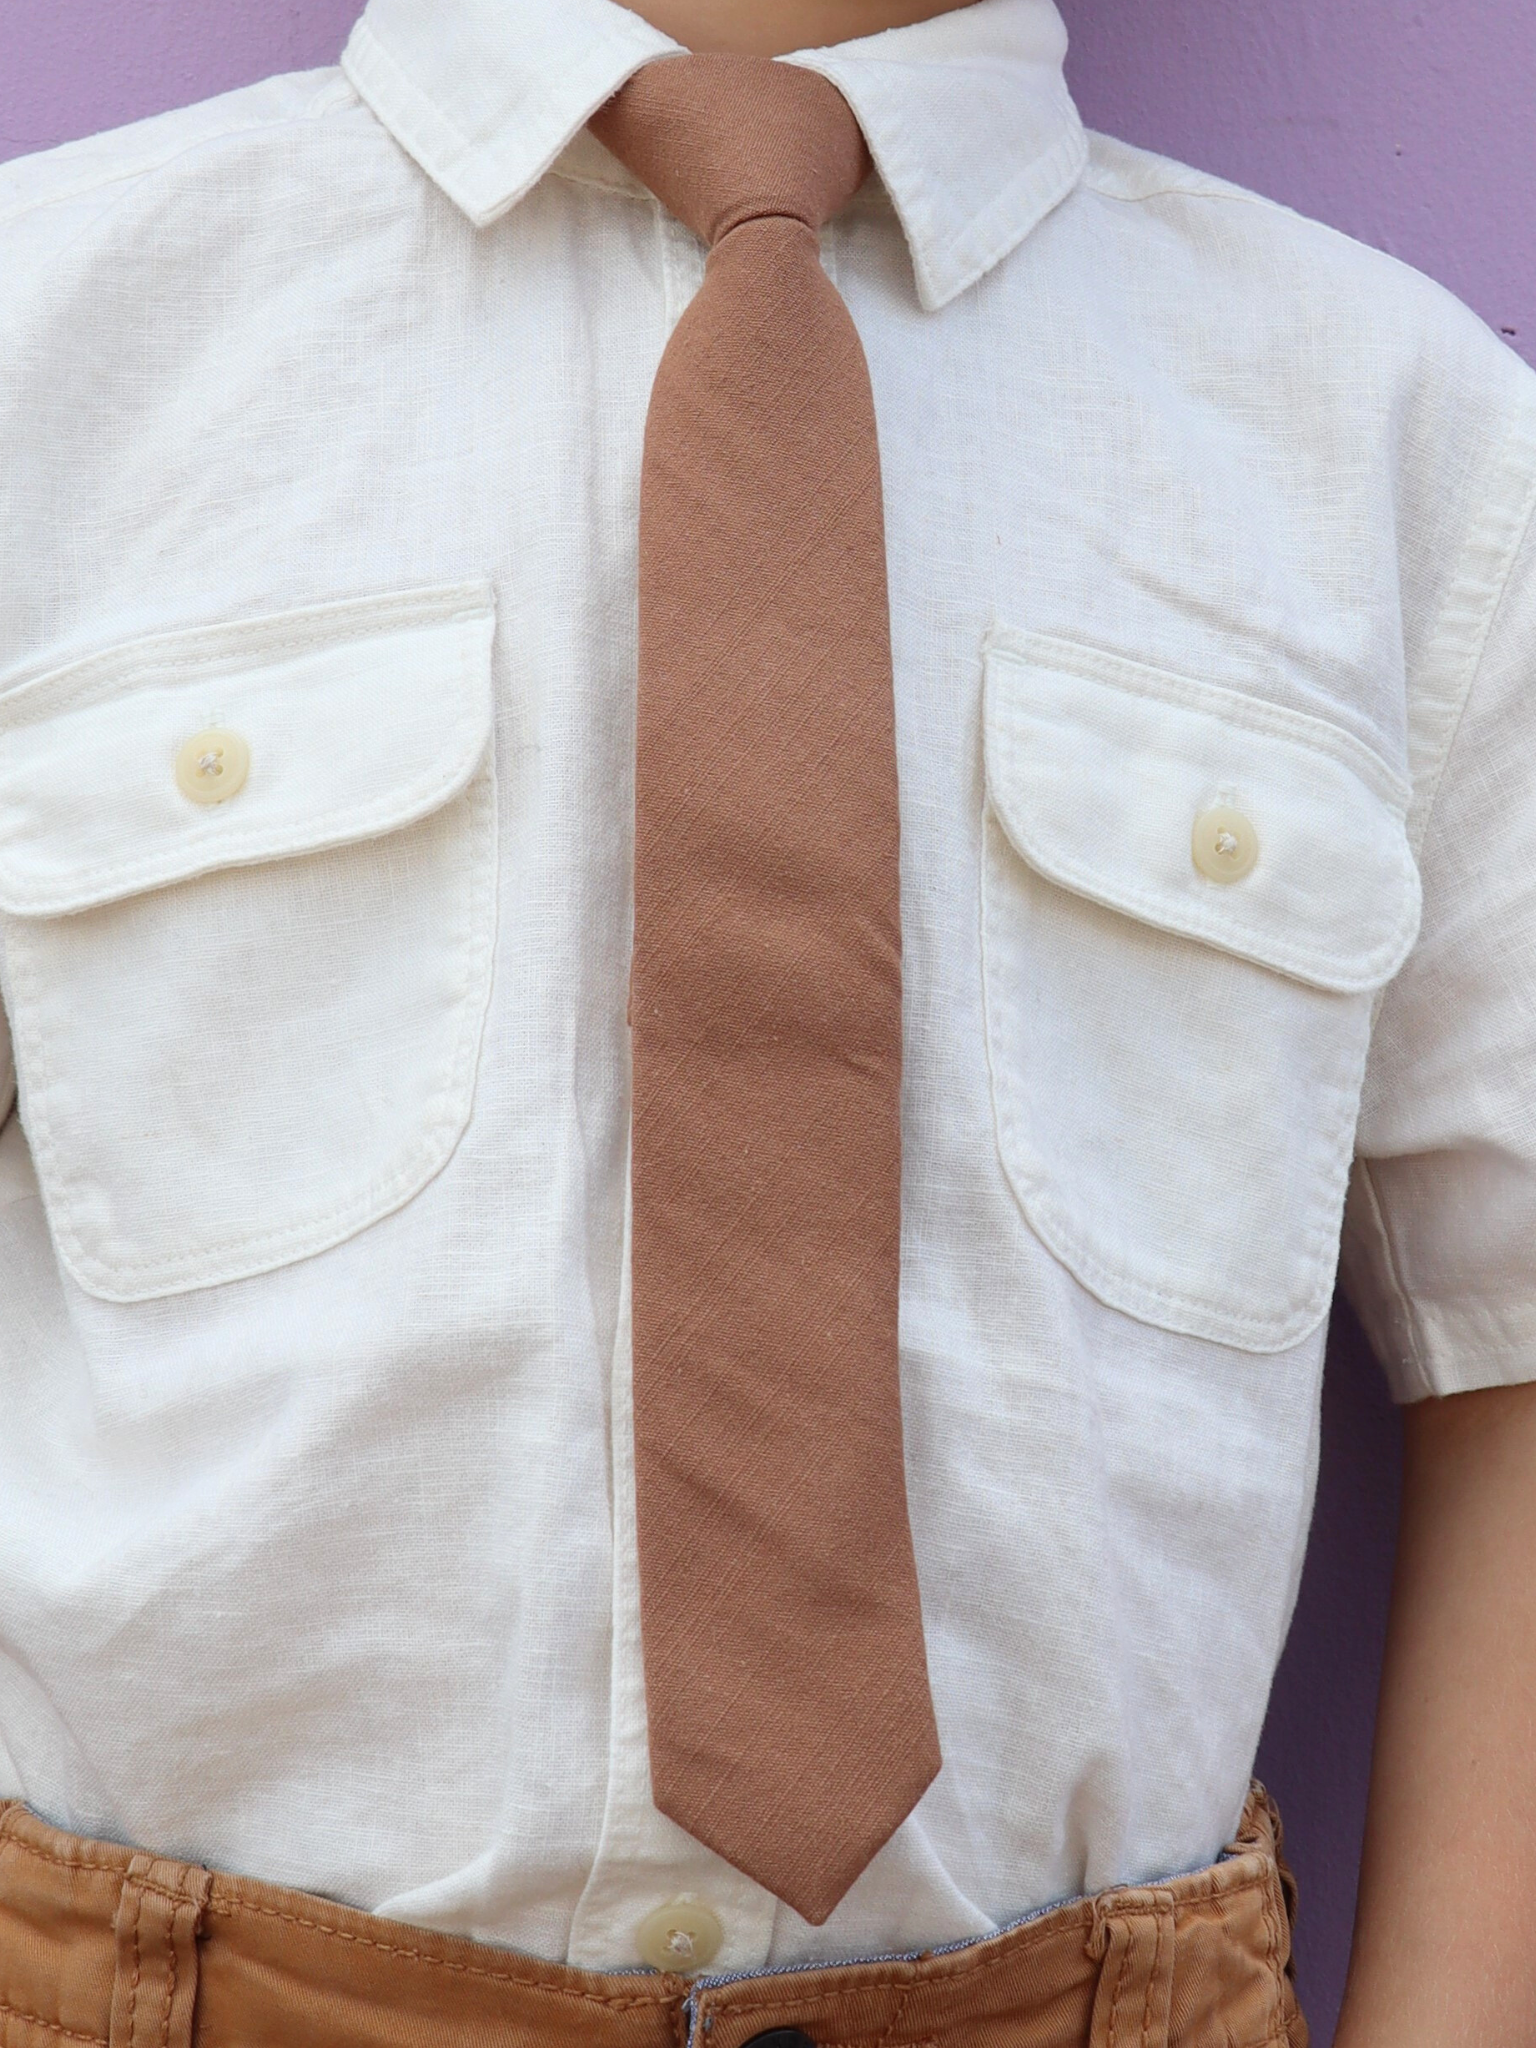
[{"x1": 741, "y1": 2033, "x2": 817, "y2": 2048}]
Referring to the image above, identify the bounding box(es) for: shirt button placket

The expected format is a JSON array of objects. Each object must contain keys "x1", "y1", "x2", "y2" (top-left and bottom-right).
[{"x1": 634, "y1": 1895, "x2": 724, "y2": 1975}]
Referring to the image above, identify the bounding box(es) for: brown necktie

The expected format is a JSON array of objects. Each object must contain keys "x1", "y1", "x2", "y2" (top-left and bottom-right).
[{"x1": 590, "y1": 55, "x2": 941, "y2": 1927}]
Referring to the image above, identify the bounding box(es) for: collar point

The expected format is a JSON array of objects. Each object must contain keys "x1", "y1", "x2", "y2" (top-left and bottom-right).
[
  {"x1": 341, "y1": 0, "x2": 681, "y2": 232},
  {"x1": 905, "y1": 118, "x2": 1089, "y2": 314}
]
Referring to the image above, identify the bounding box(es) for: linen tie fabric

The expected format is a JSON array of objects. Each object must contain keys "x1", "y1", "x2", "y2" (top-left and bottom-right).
[{"x1": 589, "y1": 55, "x2": 941, "y2": 1926}]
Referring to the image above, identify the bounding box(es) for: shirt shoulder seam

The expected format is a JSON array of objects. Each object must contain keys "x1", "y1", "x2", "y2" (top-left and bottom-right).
[
  {"x1": 1405, "y1": 397, "x2": 1536, "y2": 862},
  {"x1": 1078, "y1": 147, "x2": 1532, "y2": 353},
  {"x1": 0, "y1": 78, "x2": 356, "y2": 234},
  {"x1": 1079, "y1": 143, "x2": 1279, "y2": 211},
  {"x1": 1080, "y1": 169, "x2": 1262, "y2": 208}
]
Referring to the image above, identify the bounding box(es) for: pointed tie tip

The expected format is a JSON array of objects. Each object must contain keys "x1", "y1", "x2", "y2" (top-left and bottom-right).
[{"x1": 654, "y1": 1737, "x2": 943, "y2": 1926}]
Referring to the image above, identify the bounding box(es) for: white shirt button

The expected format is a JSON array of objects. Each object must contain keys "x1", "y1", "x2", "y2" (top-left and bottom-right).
[
  {"x1": 175, "y1": 728, "x2": 250, "y2": 806},
  {"x1": 634, "y1": 1896, "x2": 724, "y2": 1974},
  {"x1": 1191, "y1": 804, "x2": 1258, "y2": 882}
]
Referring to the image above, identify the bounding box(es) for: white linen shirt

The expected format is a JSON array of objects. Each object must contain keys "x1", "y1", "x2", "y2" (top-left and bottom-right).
[{"x1": 2, "y1": 0, "x2": 1535, "y2": 1976}]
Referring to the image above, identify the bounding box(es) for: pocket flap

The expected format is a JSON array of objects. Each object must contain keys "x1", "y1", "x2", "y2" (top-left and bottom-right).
[
  {"x1": 0, "y1": 583, "x2": 495, "y2": 916},
  {"x1": 983, "y1": 628, "x2": 1421, "y2": 994}
]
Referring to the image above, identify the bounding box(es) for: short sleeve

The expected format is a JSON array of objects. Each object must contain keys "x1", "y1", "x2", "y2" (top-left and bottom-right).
[{"x1": 1344, "y1": 412, "x2": 1536, "y2": 1400}]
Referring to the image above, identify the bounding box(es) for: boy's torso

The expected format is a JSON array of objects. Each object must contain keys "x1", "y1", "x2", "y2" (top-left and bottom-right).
[{"x1": 0, "y1": 0, "x2": 1531, "y2": 1974}]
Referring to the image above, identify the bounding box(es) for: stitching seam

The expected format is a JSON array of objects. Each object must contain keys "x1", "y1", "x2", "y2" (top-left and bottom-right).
[
  {"x1": 0, "y1": 2001, "x2": 105, "y2": 2046},
  {"x1": 196, "y1": 1898, "x2": 665, "y2": 2010},
  {"x1": 0, "y1": 584, "x2": 492, "y2": 720},
  {"x1": 985, "y1": 628, "x2": 1412, "y2": 801},
  {"x1": 867, "y1": 1985, "x2": 912, "y2": 2048},
  {"x1": 1139, "y1": 1910, "x2": 1164, "y2": 2048},
  {"x1": 704, "y1": 1877, "x2": 1274, "y2": 2020},
  {"x1": 1107, "y1": 1920, "x2": 1129, "y2": 2048},
  {"x1": 0, "y1": 1834, "x2": 158, "y2": 1881},
  {"x1": 1410, "y1": 436, "x2": 1536, "y2": 860},
  {"x1": 126, "y1": 1883, "x2": 143, "y2": 2048},
  {"x1": 159, "y1": 1907, "x2": 178, "y2": 2048},
  {"x1": 1402, "y1": 404, "x2": 1536, "y2": 857}
]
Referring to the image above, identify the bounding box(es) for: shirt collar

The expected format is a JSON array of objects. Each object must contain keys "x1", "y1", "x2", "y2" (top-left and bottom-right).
[{"x1": 340, "y1": 0, "x2": 1087, "y2": 311}]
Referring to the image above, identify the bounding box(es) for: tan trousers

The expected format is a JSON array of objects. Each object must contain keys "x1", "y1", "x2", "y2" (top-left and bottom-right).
[{"x1": 0, "y1": 1788, "x2": 1306, "y2": 2048}]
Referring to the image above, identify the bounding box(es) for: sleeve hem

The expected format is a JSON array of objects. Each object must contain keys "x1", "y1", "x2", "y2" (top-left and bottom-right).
[{"x1": 1371, "y1": 1296, "x2": 1536, "y2": 1404}]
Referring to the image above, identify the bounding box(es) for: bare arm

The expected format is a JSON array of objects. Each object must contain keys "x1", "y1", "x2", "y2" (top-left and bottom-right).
[{"x1": 1334, "y1": 1380, "x2": 1536, "y2": 2047}]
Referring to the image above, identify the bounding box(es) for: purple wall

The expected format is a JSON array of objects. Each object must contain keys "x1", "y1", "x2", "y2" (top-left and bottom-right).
[
  {"x1": 1, "y1": 2, "x2": 1527, "y2": 2040},
  {"x1": 1254, "y1": 1309, "x2": 1400, "y2": 2045}
]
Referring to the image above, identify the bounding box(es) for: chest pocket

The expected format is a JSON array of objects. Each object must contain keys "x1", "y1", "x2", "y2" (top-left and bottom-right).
[
  {"x1": 981, "y1": 627, "x2": 1420, "y2": 1353},
  {"x1": 0, "y1": 583, "x2": 497, "y2": 1303}
]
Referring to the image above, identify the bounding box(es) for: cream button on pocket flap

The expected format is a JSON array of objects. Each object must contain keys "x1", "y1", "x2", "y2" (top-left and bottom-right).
[
  {"x1": 0, "y1": 583, "x2": 496, "y2": 919},
  {"x1": 175, "y1": 729, "x2": 250, "y2": 805},
  {"x1": 1192, "y1": 804, "x2": 1257, "y2": 883},
  {"x1": 982, "y1": 628, "x2": 1420, "y2": 994}
]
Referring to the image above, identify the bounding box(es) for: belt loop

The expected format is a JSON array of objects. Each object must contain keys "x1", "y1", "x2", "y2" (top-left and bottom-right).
[
  {"x1": 1261, "y1": 1792, "x2": 1307, "y2": 2048},
  {"x1": 1259, "y1": 1784, "x2": 1302, "y2": 1950},
  {"x1": 109, "y1": 1852, "x2": 214, "y2": 2048},
  {"x1": 1087, "y1": 1889, "x2": 1176, "y2": 2048}
]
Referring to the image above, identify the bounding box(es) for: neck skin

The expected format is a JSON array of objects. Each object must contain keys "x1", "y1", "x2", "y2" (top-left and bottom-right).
[{"x1": 620, "y1": 0, "x2": 980, "y2": 56}]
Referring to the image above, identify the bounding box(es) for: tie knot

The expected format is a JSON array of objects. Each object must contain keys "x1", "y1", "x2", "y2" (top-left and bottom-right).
[{"x1": 590, "y1": 54, "x2": 871, "y2": 248}]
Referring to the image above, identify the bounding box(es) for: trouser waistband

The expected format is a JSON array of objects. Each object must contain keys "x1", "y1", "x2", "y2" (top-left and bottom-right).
[{"x1": 0, "y1": 1786, "x2": 1307, "y2": 2048}]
